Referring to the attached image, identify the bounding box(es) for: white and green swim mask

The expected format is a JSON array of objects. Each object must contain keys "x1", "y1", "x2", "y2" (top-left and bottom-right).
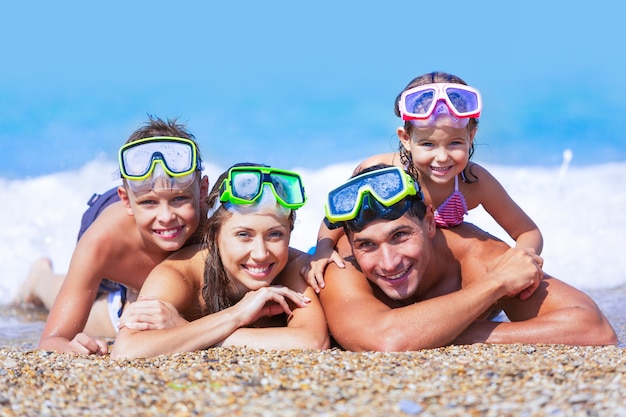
[
  {"x1": 219, "y1": 166, "x2": 307, "y2": 210},
  {"x1": 118, "y1": 136, "x2": 202, "y2": 192}
]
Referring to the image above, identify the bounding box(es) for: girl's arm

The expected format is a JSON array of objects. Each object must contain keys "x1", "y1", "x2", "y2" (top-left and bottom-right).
[
  {"x1": 300, "y1": 221, "x2": 345, "y2": 292},
  {"x1": 470, "y1": 164, "x2": 544, "y2": 254},
  {"x1": 301, "y1": 152, "x2": 405, "y2": 290}
]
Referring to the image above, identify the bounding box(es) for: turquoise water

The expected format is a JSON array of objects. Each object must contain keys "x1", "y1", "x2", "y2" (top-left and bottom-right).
[{"x1": 2, "y1": 84, "x2": 625, "y2": 181}]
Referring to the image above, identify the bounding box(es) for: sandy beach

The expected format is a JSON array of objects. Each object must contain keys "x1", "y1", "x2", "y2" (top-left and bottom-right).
[{"x1": 1, "y1": 286, "x2": 625, "y2": 416}]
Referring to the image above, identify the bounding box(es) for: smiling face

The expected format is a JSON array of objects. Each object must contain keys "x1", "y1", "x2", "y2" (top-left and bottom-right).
[
  {"x1": 349, "y1": 210, "x2": 437, "y2": 302},
  {"x1": 398, "y1": 123, "x2": 475, "y2": 185},
  {"x1": 217, "y1": 209, "x2": 291, "y2": 296},
  {"x1": 120, "y1": 174, "x2": 207, "y2": 253}
]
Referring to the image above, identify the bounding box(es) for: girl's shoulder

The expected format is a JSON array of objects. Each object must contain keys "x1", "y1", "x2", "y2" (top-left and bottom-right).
[
  {"x1": 461, "y1": 162, "x2": 509, "y2": 208},
  {"x1": 463, "y1": 162, "x2": 499, "y2": 184}
]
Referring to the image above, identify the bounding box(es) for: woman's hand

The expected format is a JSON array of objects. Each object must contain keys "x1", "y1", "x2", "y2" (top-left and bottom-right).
[{"x1": 232, "y1": 285, "x2": 311, "y2": 327}]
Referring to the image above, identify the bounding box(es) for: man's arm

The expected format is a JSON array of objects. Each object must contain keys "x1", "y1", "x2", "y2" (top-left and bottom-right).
[
  {"x1": 319, "y1": 238, "x2": 543, "y2": 352},
  {"x1": 454, "y1": 275, "x2": 617, "y2": 346},
  {"x1": 445, "y1": 223, "x2": 617, "y2": 346}
]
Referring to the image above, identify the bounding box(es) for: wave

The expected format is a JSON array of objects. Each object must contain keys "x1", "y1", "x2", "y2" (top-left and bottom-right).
[{"x1": 1, "y1": 158, "x2": 625, "y2": 304}]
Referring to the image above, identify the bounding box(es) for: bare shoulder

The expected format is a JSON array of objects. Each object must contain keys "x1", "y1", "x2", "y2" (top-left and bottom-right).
[
  {"x1": 68, "y1": 205, "x2": 139, "y2": 279},
  {"x1": 275, "y1": 247, "x2": 310, "y2": 293},
  {"x1": 159, "y1": 244, "x2": 206, "y2": 282},
  {"x1": 140, "y1": 245, "x2": 206, "y2": 317},
  {"x1": 76, "y1": 202, "x2": 141, "y2": 262},
  {"x1": 438, "y1": 224, "x2": 509, "y2": 284},
  {"x1": 464, "y1": 162, "x2": 495, "y2": 178},
  {"x1": 440, "y1": 223, "x2": 507, "y2": 256}
]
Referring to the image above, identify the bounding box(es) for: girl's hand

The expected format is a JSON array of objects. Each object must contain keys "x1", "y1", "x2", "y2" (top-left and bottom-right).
[
  {"x1": 119, "y1": 296, "x2": 187, "y2": 331},
  {"x1": 300, "y1": 246, "x2": 345, "y2": 293},
  {"x1": 232, "y1": 285, "x2": 311, "y2": 327},
  {"x1": 68, "y1": 332, "x2": 109, "y2": 355}
]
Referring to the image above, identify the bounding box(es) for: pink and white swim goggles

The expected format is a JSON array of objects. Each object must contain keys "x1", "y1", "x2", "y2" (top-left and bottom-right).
[{"x1": 398, "y1": 83, "x2": 482, "y2": 128}]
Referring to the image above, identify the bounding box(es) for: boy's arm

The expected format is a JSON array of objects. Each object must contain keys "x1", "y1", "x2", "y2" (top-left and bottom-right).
[{"x1": 38, "y1": 237, "x2": 111, "y2": 354}]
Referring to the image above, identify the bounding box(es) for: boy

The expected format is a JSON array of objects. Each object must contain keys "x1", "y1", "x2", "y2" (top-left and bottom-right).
[{"x1": 16, "y1": 116, "x2": 209, "y2": 354}]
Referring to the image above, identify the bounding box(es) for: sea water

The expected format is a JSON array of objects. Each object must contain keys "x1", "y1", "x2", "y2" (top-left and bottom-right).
[{"x1": 1, "y1": 156, "x2": 625, "y2": 305}]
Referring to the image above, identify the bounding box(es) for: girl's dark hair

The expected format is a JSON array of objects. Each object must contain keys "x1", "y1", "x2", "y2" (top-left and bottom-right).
[
  {"x1": 395, "y1": 71, "x2": 479, "y2": 184},
  {"x1": 200, "y1": 162, "x2": 296, "y2": 314}
]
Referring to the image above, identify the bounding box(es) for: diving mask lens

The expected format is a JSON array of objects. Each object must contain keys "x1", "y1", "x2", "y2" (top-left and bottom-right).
[
  {"x1": 119, "y1": 136, "x2": 199, "y2": 180},
  {"x1": 119, "y1": 136, "x2": 201, "y2": 193},
  {"x1": 324, "y1": 167, "x2": 420, "y2": 224},
  {"x1": 219, "y1": 167, "x2": 306, "y2": 210},
  {"x1": 399, "y1": 83, "x2": 482, "y2": 122}
]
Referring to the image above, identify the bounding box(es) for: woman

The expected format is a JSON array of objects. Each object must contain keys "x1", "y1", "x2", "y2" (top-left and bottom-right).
[{"x1": 111, "y1": 164, "x2": 329, "y2": 359}]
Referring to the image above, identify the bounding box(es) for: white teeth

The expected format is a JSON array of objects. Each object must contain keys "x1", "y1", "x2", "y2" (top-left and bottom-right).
[
  {"x1": 247, "y1": 266, "x2": 270, "y2": 274},
  {"x1": 156, "y1": 228, "x2": 179, "y2": 237},
  {"x1": 385, "y1": 271, "x2": 405, "y2": 280}
]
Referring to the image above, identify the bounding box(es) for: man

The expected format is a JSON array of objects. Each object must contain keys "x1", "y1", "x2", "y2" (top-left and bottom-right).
[{"x1": 320, "y1": 165, "x2": 617, "y2": 351}]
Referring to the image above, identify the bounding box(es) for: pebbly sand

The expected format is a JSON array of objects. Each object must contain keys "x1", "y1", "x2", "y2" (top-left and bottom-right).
[{"x1": 1, "y1": 286, "x2": 625, "y2": 417}]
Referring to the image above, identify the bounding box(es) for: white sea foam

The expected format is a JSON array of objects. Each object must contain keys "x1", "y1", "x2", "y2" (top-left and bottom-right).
[{"x1": 1, "y1": 158, "x2": 625, "y2": 304}]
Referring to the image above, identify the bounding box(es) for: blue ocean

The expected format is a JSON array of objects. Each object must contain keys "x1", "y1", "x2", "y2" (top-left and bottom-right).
[{"x1": 1, "y1": 99, "x2": 626, "y2": 305}]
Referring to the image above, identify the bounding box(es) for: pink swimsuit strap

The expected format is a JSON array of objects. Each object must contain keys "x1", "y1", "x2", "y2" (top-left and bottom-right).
[{"x1": 433, "y1": 175, "x2": 468, "y2": 228}]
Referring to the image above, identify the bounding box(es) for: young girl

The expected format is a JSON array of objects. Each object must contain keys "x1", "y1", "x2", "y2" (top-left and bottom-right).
[
  {"x1": 111, "y1": 164, "x2": 329, "y2": 359},
  {"x1": 303, "y1": 71, "x2": 543, "y2": 291}
]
